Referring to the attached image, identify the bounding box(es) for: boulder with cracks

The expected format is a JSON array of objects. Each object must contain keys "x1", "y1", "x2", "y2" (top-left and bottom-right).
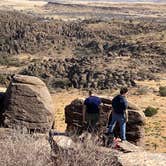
[
  {"x1": 1, "y1": 75, "x2": 54, "y2": 133},
  {"x1": 65, "y1": 97, "x2": 145, "y2": 145}
]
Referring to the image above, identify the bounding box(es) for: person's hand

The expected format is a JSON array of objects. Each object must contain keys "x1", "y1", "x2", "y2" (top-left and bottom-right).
[{"x1": 125, "y1": 116, "x2": 128, "y2": 123}]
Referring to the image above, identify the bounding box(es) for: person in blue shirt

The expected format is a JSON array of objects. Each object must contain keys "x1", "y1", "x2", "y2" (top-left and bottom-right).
[
  {"x1": 107, "y1": 87, "x2": 128, "y2": 141},
  {"x1": 83, "y1": 90, "x2": 101, "y2": 132}
]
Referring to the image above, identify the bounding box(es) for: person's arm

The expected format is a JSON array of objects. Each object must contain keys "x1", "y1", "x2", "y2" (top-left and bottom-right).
[
  {"x1": 82, "y1": 105, "x2": 86, "y2": 123},
  {"x1": 98, "y1": 98, "x2": 102, "y2": 113},
  {"x1": 120, "y1": 97, "x2": 128, "y2": 122},
  {"x1": 123, "y1": 98, "x2": 128, "y2": 122},
  {"x1": 98, "y1": 104, "x2": 102, "y2": 114},
  {"x1": 125, "y1": 109, "x2": 128, "y2": 122},
  {"x1": 120, "y1": 97, "x2": 128, "y2": 110}
]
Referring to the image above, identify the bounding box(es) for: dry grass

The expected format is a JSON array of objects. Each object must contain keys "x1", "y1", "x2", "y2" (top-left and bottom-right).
[
  {"x1": 51, "y1": 134, "x2": 119, "y2": 166},
  {"x1": 0, "y1": 129, "x2": 53, "y2": 166},
  {"x1": 129, "y1": 79, "x2": 166, "y2": 153},
  {"x1": 0, "y1": 129, "x2": 119, "y2": 166}
]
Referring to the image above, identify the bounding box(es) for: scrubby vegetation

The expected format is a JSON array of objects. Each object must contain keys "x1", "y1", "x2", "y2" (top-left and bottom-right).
[
  {"x1": 0, "y1": 130, "x2": 119, "y2": 166},
  {"x1": 136, "y1": 86, "x2": 149, "y2": 95},
  {"x1": 0, "y1": 74, "x2": 7, "y2": 85},
  {"x1": 0, "y1": 10, "x2": 166, "y2": 89},
  {"x1": 159, "y1": 86, "x2": 166, "y2": 97},
  {"x1": 0, "y1": 130, "x2": 53, "y2": 166},
  {"x1": 144, "y1": 106, "x2": 158, "y2": 117},
  {"x1": 51, "y1": 137, "x2": 120, "y2": 166}
]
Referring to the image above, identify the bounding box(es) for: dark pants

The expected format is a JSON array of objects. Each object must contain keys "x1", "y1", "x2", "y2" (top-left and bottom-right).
[{"x1": 85, "y1": 112, "x2": 99, "y2": 132}]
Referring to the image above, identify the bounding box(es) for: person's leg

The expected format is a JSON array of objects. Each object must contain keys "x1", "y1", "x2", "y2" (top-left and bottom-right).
[
  {"x1": 118, "y1": 115, "x2": 126, "y2": 141},
  {"x1": 85, "y1": 112, "x2": 92, "y2": 132},
  {"x1": 108, "y1": 113, "x2": 117, "y2": 134},
  {"x1": 91, "y1": 113, "x2": 99, "y2": 132}
]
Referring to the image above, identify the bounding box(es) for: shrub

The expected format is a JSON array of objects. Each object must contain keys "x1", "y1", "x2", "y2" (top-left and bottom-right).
[
  {"x1": 0, "y1": 56, "x2": 9, "y2": 65},
  {"x1": 159, "y1": 86, "x2": 166, "y2": 97},
  {"x1": 0, "y1": 56, "x2": 21, "y2": 67},
  {"x1": 136, "y1": 86, "x2": 149, "y2": 95},
  {"x1": 0, "y1": 74, "x2": 7, "y2": 85},
  {"x1": 144, "y1": 106, "x2": 158, "y2": 117},
  {"x1": 51, "y1": 78, "x2": 71, "y2": 89}
]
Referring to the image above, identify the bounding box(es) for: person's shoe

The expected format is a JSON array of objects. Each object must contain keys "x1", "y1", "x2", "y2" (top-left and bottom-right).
[{"x1": 121, "y1": 139, "x2": 127, "y2": 143}]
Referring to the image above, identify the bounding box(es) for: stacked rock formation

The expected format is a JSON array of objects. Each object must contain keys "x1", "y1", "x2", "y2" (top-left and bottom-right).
[
  {"x1": 65, "y1": 97, "x2": 145, "y2": 145},
  {"x1": 21, "y1": 57, "x2": 137, "y2": 90},
  {"x1": 1, "y1": 75, "x2": 54, "y2": 132}
]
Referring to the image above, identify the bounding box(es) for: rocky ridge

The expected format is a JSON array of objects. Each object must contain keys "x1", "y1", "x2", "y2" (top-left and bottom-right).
[{"x1": 0, "y1": 11, "x2": 166, "y2": 90}]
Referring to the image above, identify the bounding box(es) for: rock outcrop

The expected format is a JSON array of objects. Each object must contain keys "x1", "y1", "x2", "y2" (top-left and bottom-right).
[
  {"x1": 21, "y1": 57, "x2": 137, "y2": 90},
  {"x1": 1, "y1": 75, "x2": 54, "y2": 132},
  {"x1": 49, "y1": 131, "x2": 166, "y2": 166},
  {"x1": 65, "y1": 97, "x2": 145, "y2": 145},
  {"x1": 117, "y1": 141, "x2": 166, "y2": 166}
]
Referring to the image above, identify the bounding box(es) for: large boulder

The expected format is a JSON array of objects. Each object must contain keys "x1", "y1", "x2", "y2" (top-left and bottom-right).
[
  {"x1": 65, "y1": 97, "x2": 145, "y2": 145},
  {"x1": 2, "y1": 75, "x2": 54, "y2": 132}
]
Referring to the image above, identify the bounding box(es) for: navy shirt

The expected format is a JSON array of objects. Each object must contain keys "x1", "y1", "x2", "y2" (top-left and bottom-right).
[
  {"x1": 84, "y1": 96, "x2": 101, "y2": 114},
  {"x1": 112, "y1": 95, "x2": 128, "y2": 114}
]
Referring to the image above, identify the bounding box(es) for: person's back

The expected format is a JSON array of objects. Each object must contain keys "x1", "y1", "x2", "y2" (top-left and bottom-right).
[
  {"x1": 112, "y1": 95, "x2": 128, "y2": 114},
  {"x1": 83, "y1": 91, "x2": 101, "y2": 132},
  {"x1": 107, "y1": 87, "x2": 128, "y2": 142},
  {"x1": 84, "y1": 95, "x2": 101, "y2": 114}
]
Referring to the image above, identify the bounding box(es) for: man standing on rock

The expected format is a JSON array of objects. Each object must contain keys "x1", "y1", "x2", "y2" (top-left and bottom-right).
[
  {"x1": 83, "y1": 90, "x2": 101, "y2": 132},
  {"x1": 107, "y1": 87, "x2": 128, "y2": 142}
]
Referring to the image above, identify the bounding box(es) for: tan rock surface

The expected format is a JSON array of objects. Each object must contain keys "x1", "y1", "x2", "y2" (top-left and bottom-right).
[{"x1": 2, "y1": 75, "x2": 54, "y2": 132}]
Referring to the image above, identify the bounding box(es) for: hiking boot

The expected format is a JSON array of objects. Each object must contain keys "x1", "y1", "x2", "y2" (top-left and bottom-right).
[{"x1": 120, "y1": 139, "x2": 127, "y2": 143}]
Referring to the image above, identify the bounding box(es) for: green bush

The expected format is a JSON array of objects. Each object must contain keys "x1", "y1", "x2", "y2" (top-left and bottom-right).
[
  {"x1": 51, "y1": 78, "x2": 71, "y2": 89},
  {"x1": 144, "y1": 106, "x2": 158, "y2": 117},
  {"x1": 0, "y1": 74, "x2": 7, "y2": 85},
  {"x1": 159, "y1": 86, "x2": 166, "y2": 97},
  {"x1": 136, "y1": 86, "x2": 149, "y2": 95},
  {"x1": 0, "y1": 56, "x2": 9, "y2": 65},
  {"x1": 0, "y1": 56, "x2": 21, "y2": 67}
]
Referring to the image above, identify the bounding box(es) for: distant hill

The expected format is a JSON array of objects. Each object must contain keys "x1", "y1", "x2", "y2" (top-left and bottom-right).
[{"x1": 44, "y1": 0, "x2": 166, "y2": 3}]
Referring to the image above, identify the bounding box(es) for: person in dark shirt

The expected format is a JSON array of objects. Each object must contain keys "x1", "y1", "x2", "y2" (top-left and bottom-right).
[
  {"x1": 107, "y1": 87, "x2": 128, "y2": 141},
  {"x1": 83, "y1": 90, "x2": 101, "y2": 132}
]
